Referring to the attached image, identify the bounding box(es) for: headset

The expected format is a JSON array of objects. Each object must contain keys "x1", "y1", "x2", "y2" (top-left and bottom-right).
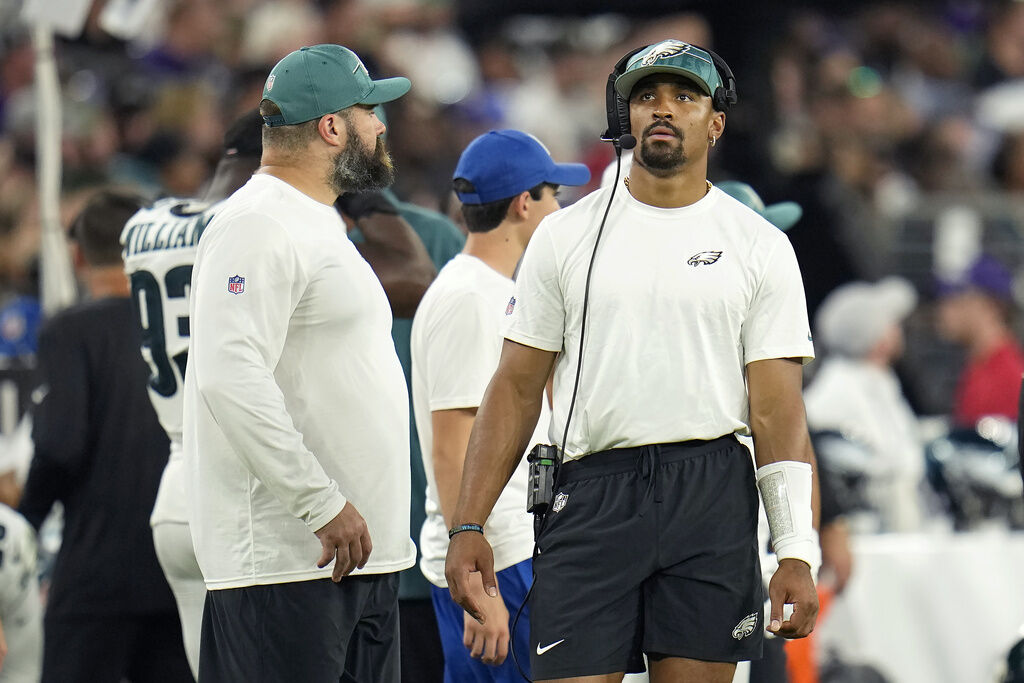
[
  {"x1": 509, "y1": 43, "x2": 739, "y2": 683},
  {"x1": 600, "y1": 42, "x2": 738, "y2": 152}
]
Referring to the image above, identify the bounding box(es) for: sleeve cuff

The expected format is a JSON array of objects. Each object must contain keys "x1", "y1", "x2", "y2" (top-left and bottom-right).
[
  {"x1": 504, "y1": 330, "x2": 562, "y2": 353},
  {"x1": 429, "y1": 396, "x2": 483, "y2": 412},
  {"x1": 305, "y1": 490, "x2": 348, "y2": 533},
  {"x1": 745, "y1": 344, "x2": 815, "y2": 366}
]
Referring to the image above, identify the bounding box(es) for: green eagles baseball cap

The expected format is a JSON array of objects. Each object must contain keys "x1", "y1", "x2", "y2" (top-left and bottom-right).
[
  {"x1": 614, "y1": 40, "x2": 723, "y2": 100},
  {"x1": 261, "y1": 44, "x2": 411, "y2": 127}
]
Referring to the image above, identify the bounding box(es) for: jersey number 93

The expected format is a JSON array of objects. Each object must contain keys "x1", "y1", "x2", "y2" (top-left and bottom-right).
[{"x1": 130, "y1": 265, "x2": 192, "y2": 398}]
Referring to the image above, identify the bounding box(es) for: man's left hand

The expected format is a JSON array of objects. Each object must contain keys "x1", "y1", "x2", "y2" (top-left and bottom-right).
[{"x1": 767, "y1": 558, "x2": 819, "y2": 638}]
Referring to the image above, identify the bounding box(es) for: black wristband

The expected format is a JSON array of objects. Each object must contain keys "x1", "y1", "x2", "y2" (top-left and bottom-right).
[
  {"x1": 448, "y1": 523, "x2": 484, "y2": 539},
  {"x1": 335, "y1": 191, "x2": 399, "y2": 220}
]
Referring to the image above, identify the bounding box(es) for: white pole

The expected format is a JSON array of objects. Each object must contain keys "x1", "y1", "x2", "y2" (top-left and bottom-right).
[{"x1": 32, "y1": 22, "x2": 77, "y2": 316}]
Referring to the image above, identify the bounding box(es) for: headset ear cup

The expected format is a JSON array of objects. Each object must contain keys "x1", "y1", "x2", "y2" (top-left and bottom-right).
[
  {"x1": 603, "y1": 46, "x2": 646, "y2": 143},
  {"x1": 603, "y1": 71, "x2": 620, "y2": 141},
  {"x1": 616, "y1": 91, "x2": 630, "y2": 142},
  {"x1": 707, "y1": 47, "x2": 738, "y2": 111}
]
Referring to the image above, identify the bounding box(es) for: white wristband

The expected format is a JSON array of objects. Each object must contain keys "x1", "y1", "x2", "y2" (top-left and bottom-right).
[{"x1": 755, "y1": 460, "x2": 821, "y2": 575}]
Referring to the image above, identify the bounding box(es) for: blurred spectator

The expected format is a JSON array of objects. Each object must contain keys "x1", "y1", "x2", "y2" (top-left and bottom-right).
[
  {"x1": 993, "y1": 131, "x2": 1024, "y2": 193},
  {"x1": 805, "y1": 277, "x2": 926, "y2": 532},
  {"x1": 937, "y1": 254, "x2": 1024, "y2": 428},
  {"x1": 239, "y1": 0, "x2": 323, "y2": 67},
  {"x1": 974, "y1": 1, "x2": 1024, "y2": 88},
  {"x1": 19, "y1": 190, "x2": 190, "y2": 683},
  {"x1": 137, "y1": 0, "x2": 226, "y2": 82}
]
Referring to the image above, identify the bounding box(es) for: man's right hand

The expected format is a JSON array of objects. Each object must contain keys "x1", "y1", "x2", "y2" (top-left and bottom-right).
[
  {"x1": 445, "y1": 531, "x2": 497, "y2": 624},
  {"x1": 315, "y1": 502, "x2": 373, "y2": 582},
  {"x1": 462, "y1": 572, "x2": 510, "y2": 666}
]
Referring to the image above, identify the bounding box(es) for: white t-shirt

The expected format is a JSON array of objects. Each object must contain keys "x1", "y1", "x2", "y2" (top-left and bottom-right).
[
  {"x1": 410, "y1": 254, "x2": 547, "y2": 587},
  {"x1": 122, "y1": 197, "x2": 221, "y2": 526},
  {"x1": 506, "y1": 185, "x2": 814, "y2": 459},
  {"x1": 183, "y1": 174, "x2": 415, "y2": 589}
]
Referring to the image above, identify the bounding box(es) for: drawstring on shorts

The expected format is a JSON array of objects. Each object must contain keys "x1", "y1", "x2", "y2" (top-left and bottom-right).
[{"x1": 636, "y1": 444, "x2": 663, "y2": 516}]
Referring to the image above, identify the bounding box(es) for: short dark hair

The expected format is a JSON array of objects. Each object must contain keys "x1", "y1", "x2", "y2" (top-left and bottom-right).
[
  {"x1": 69, "y1": 189, "x2": 147, "y2": 266},
  {"x1": 259, "y1": 100, "x2": 323, "y2": 154},
  {"x1": 454, "y1": 181, "x2": 556, "y2": 233}
]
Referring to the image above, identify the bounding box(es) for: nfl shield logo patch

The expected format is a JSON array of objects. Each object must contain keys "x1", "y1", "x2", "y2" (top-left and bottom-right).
[
  {"x1": 552, "y1": 492, "x2": 568, "y2": 513},
  {"x1": 227, "y1": 275, "x2": 245, "y2": 295},
  {"x1": 505, "y1": 296, "x2": 516, "y2": 315}
]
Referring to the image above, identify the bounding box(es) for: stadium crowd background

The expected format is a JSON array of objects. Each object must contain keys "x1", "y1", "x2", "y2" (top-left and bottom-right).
[
  {"x1": 2, "y1": 0, "x2": 1024, "y2": 409},
  {"x1": 1, "y1": 0, "x2": 1024, "y2": 682}
]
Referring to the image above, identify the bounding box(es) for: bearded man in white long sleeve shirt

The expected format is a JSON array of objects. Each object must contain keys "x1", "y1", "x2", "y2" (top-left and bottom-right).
[{"x1": 182, "y1": 45, "x2": 416, "y2": 682}]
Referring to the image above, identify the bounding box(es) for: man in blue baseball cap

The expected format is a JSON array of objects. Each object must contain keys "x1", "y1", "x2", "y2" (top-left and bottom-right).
[
  {"x1": 410, "y1": 129, "x2": 588, "y2": 682},
  {"x1": 185, "y1": 45, "x2": 417, "y2": 682}
]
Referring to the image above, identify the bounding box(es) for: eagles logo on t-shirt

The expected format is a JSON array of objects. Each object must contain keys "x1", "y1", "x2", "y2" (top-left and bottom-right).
[{"x1": 687, "y1": 250, "x2": 723, "y2": 267}]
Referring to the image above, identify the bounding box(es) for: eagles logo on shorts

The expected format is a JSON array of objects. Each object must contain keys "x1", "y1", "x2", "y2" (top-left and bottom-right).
[{"x1": 732, "y1": 612, "x2": 758, "y2": 640}]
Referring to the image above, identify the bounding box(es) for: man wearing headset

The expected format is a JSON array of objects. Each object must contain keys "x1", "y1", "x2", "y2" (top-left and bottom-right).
[{"x1": 445, "y1": 40, "x2": 820, "y2": 683}]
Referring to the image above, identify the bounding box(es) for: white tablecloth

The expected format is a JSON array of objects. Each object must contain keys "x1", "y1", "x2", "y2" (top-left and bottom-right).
[{"x1": 816, "y1": 530, "x2": 1024, "y2": 683}]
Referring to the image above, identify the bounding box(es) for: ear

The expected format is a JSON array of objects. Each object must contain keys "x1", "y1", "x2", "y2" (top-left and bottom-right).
[
  {"x1": 507, "y1": 191, "x2": 531, "y2": 222},
  {"x1": 317, "y1": 113, "x2": 345, "y2": 148},
  {"x1": 708, "y1": 111, "x2": 725, "y2": 143}
]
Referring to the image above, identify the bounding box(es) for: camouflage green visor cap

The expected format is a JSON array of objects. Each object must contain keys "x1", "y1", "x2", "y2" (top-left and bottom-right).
[
  {"x1": 262, "y1": 44, "x2": 411, "y2": 127},
  {"x1": 614, "y1": 40, "x2": 724, "y2": 100}
]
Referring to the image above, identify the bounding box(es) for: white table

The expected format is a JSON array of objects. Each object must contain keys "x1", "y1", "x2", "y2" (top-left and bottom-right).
[{"x1": 816, "y1": 530, "x2": 1024, "y2": 683}]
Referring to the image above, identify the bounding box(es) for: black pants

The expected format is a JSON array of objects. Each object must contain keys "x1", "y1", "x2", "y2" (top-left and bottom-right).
[
  {"x1": 399, "y1": 598, "x2": 444, "y2": 683},
  {"x1": 199, "y1": 574, "x2": 400, "y2": 683},
  {"x1": 42, "y1": 612, "x2": 192, "y2": 683}
]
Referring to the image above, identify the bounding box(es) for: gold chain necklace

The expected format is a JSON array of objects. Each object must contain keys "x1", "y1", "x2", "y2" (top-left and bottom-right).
[{"x1": 624, "y1": 177, "x2": 713, "y2": 192}]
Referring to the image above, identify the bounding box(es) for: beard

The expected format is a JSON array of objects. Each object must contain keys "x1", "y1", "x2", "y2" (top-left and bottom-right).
[
  {"x1": 327, "y1": 123, "x2": 395, "y2": 194},
  {"x1": 635, "y1": 121, "x2": 687, "y2": 177}
]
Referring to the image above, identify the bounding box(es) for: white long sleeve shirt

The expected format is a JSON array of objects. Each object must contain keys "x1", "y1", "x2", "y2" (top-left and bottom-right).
[{"x1": 183, "y1": 174, "x2": 415, "y2": 589}]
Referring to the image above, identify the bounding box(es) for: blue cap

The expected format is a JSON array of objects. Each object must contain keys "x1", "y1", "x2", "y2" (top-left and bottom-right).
[{"x1": 453, "y1": 130, "x2": 591, "y2": 204}]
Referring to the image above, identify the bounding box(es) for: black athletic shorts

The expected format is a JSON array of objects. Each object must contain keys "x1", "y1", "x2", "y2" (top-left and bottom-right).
[
  {"x1": 199, "y1": 573, "x2": 400, "y2": 683},
  {"x1": 529, "y1": 435, "x2": 763, "y2": 680}
]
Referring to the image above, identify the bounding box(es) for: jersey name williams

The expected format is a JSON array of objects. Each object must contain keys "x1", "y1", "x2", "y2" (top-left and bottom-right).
[{"x1": 122, "y1": 211, "x2": 213, "y2": 258}]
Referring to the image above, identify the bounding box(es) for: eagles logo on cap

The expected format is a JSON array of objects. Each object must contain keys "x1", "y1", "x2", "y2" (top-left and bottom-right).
[
  {"x1": 614, "y1": 39, "x2": 724, "y2": 102},
  {"x1": 640, "y1": 40, "x2": 695, "y2": 67}
]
